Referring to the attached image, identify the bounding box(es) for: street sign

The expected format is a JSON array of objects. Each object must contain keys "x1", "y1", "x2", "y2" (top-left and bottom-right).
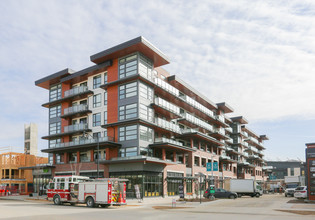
[{"x1": 207, "y1": 162, "x2": 218, "y2": 171}]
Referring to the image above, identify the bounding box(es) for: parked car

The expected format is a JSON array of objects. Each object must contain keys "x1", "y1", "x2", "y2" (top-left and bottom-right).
[
  {"x1": 204, "y1": 188, "x2": 237, "y2": 199},
  {"x1": 294, "y1": 186, "x2": 307, "y2": 199},
  {"x1": 285, "y1": 184, "x2": 298, "y2": 197}
]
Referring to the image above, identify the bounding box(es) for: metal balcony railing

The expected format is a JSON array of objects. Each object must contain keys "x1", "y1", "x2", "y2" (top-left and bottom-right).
[
  {"x1": 51, "y1": 136, "x2": 114, "y2": 148},
  {"x1": 181, "y1": 112, "x2": 213, "y2": 132},
  {"x1": 155, "y1": 117, "x2": 181, "y2": 134},
  {"x1": 63, "y1": 104, "x2": 89, "y2": 115},
  {"x1": 154, "y1": 137, "x2": 183, "y2": 146},
  {"x1": 64, "y1": 85, "x2": 89, "y2": 98},
  {"x1": 154, "y1": 97, "x2": 180, "y2": 115},
  {"x1": 64, "y1": 123, "x2": 88, "y2": 133}
]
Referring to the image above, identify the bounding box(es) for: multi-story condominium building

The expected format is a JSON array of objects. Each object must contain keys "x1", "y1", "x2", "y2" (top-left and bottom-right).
[{"x1": 35, "y1": 36, "x2": 268, "y2": 198}]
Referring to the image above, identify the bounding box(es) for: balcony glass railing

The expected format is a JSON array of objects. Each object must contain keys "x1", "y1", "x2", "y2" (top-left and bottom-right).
[
  {"x1": 181, "y1": 128, "x2": 199, "y2": 134},
  {"x1": 181, "y1": 112, "x2": 213, "y2": 132},
  {"x1": 64, "y1": 123, "x2": 88, "y2": 133},
  {"x1": 154, "y1": 137, "x2": 183, "y2": 146},
  {"x1": 64, "y1": 85, "x2": 89, "y2": 98},
  {"x1": 63, "y1": 104, "x2": 89, "y2": 115},
  {"x1": 154, "y1": 97, "x2": 180, "y2": 115},
  {"x1": 216, "y1": 115, "x2": 225, "y2": 122},
  {"x1": 139, "y1": 71, "x2": 215, "y2": 120},
  {"x1": 155, "y1": 117, "x2": 181, "y2": 134},
  {"x1": 52, "y1": 136, "x2": 114, "y2": 148},
  {"x1": 214, "y1": 127, "x2": 225, "y2": 135},
  {"x1": 225, "y1": 127, "x2": 233, "y2": 133}
]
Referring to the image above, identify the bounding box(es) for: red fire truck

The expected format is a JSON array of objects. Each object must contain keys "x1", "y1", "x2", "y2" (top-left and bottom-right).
[{"x1": 47, "y1": 175, "x2": 127, "y2": 207}]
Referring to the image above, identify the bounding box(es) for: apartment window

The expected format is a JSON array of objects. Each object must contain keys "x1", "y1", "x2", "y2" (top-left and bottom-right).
[
  {"x1": 202, "y1": 158, "x2": 207, "y2": 167},
  {"x1": 49, "y1": 84, "x2": 61, "y2": 101},
  {"x1": 104, "y1": 90, "x2": 108, "y2": 105},
  {"x1": 80, "y1": 151, "x2": 89, "y2": 162},
  {"x1": 119, "y1": 54, "x2": 138, "y2": 79},
  {"x1": 290, "y1": 168, "x2": 294, "y2": 176},
  {"x1": 93, "y1": 132, "x2": 101, "y2": 139},
  {"x1": 49, "y1": 138, "x2": 61, "y2": 148},
  {"x1": 49, "y1": 105, "x2": 61, "y2": 118},
  {"x1": 104, "y1": 111, "x2": 108, "y2": 124},
  {"x1": 49, "y1": 122, "x2": 61, "y2": 135},
  {"x1": 93, "y1": 75, "x2": 101, "y2": 89},
  {"x1": 93, "y1": 113, "x2": 101, "y2": 127},
  {"x1": 94, "y1": 149, "x2": 106, "y2": 160},
  {"x1": 139, "y1": 125, "x2": 153, "y2": 142},
  {"x1": 139, "y1": 54, "x2": 154, "y2": 79},
  {"x1": 119, "y1": 125, "x2": 137, "y2": 141},
  {"x1": 119, "y1": 147, "x2": 138, "y2": 157},
  {"x1": 139, "y1": 104, "x2": 153, "y2": 122},
  {"x1": 93, "y1": 93, "x2": 101, "y2": 108},
  {"x1": 80, "y1": 82, "x2": 87, "y2": 87},
  {"x1": 139, "y1": 82, "x2": 153, "y2": 101},
  {"x1": 69, "y1": 152, "x2": 77, "y2": 163},
  {"x1": 194, "y1": 156, "x2": 200, "y2": 166},
  {"x1": 56, "y1": 153, "x2": 63, "y2": 164},
  {"x1": 119, "y1": 103, "x2": 137, "y2": 120},
  {"x1": 119, "y1": 81, "x2": 137, "y2": 99},
  {"x1": 104, "y1": 72, "x2": 108, "y2": 84}
]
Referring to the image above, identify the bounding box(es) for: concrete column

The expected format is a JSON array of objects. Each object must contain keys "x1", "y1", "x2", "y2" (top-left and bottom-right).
[{"x1": 162, "y1": 149, "x2": 166, "y2": 160}]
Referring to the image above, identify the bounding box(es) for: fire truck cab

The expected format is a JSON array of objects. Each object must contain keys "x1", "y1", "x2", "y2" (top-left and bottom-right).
[{"x1": 47, "y1": 175, "x2": 127, "y2": 208}]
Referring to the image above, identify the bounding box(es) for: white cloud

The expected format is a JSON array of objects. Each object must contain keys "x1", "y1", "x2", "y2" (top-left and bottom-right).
[{"x1": 0, "y1": 0, "x2": 315, "y2": 157}]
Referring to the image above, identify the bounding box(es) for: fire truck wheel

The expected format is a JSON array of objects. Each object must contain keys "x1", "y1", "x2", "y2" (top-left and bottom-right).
[
  {"x1": 53, "y1": 195, "x2": 61, "y2": 205},
  {"x1": 86, "y1": 197, "x2": 95, "y2": 208}
]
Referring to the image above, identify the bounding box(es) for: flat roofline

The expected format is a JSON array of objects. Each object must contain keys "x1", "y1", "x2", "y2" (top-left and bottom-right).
[
  {"x1": 90, "y1": 36, "x2": 170, "y2": 67},
  {"x1": 216, "y1": 102, "x2": 234, "y2": 113},
  {"x1": 230, "y1": 116, "x2": 248, "y2": 124},
  {"x1": 35, "y1": 68, "x2": 76, "y2": 89},
  {"x1": 167, "y1": 75, "x2": 217, "y2": 110},
  {"x1": 306, "y1": 142, "x2": 315, "y2": 147}
]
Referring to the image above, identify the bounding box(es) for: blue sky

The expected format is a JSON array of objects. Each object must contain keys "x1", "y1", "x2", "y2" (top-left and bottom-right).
[{"x1": 1, "y1": 0, "x2": 315, "y2": 160}]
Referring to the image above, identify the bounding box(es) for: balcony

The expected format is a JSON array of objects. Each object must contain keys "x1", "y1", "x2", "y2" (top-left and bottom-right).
[
  {"x1": 180, "y1": 128, "x2": 224, "y2": 147},
  {"x1": 179, "y1": 112, "x2": 213, "y2": 132},
  {"x1": 152, "y1": 97, "x2": 181, "y2": 119},
  {"x1": 154, "y1": 137, "x2": 183, "y2": 146},
  {"x1": 61, "y1": 104, "x2": 92, "y2": 118},
  {"x1": 225, "y1": 127, "x2": 233, "y2": 133},
  {"x1": 64, "y1": 123, "x2": 89, "y2": 133},
  {"x1": 42, "y1": 85, "x2": 93, "y2": 108},
  {"x1": 42, "y1": 136, "x2": 120, "y2": 153},
  {"x1": 150, "y1": 137, "x2": 195, "y2": 153},
  {"x1": 155, "y1": 117, "x2": 181, "y2": 134},
  {"x1": 99, "y1": 155, "x2": 178, "y2": 165},
  {"x1": 64, "y1": 85, "x2": 91, "y2": 98}
]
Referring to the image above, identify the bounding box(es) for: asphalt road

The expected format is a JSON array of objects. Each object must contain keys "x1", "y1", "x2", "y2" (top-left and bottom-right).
[{"x1": 0, "y1": 194, "x2": 314, "y2": 220}]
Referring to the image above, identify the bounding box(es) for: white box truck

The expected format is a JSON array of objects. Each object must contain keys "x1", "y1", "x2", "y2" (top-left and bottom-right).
[{"x1": 226, "y1": 179, "x2": 263, "y2": 197}]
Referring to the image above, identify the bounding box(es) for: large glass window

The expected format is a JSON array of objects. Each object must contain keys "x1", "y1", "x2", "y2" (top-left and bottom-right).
[
  {"x1": 69, "y1": 152, "x2": 77, "y2": 163},
  {"x1": 49, "y1": 105, "x2": 61, "y2": 118},
  {"x1": 93, "y1": 113, "x2": 101, "y2": 127},
  {"x1": 139, "y1": 82, "x2": 153, "y2": 101},
  {"x1": 104, "y1": 90, "x2": 108, "y2": 105},
  {"x1": 104, "y1": 72, "x2": 108, "y2": 84},
  {"x1": 49, "y1": 84, "x2": 61, "y2": 101},
  {"x1": 49, "y1": 122, "x2": 61, "y2": 135},
  {"x1": 104, "y1": 111, "x2": 108, "y2": 124},
  {"x1": 56, "y1": 153, "x2": 63, "y2": 164},
  {"x1": 139, "y1": 125, "x2": 153, "y2": 142},
  {"x1": 93, "y1": 93, "x2": 101, "y2": 108},
  {"x1": 80, "y1": 151, "x2": 89, "y2": 162},
  {"x1": 119, "y1": 125, "x2": 137, "y2": 141},
  {"x1": 119, "y1": 82, "x2": 137, "y2": 99},
  {"x1": 49, "y1": 138, "x2": 61, "y2": 148},
  {"x1": 119, "y1": 103, "x2": 137, "y2": 120},
  {"x1": 167, "y1": 172, "x2": 183, "y2": 196},
  {"x1": 119, "y1": 147, "x2": 138, "y2": 157},
  {"x1": 93, "y1": 75, "x2": 101, "y2": 89},
  {"x1": 139, "y1": 104, "x2": 153, "y2": 122},
  {"x1": 119, "y1": 54, "x2": 138, "y2": 79}
]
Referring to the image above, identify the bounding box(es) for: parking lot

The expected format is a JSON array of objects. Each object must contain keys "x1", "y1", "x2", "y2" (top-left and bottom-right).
[{"x1": 0, "y1": 194, "x2": 315, "y2": 220}]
